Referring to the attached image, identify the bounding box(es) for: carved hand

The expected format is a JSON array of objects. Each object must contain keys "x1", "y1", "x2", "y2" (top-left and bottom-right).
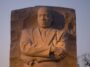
[
  {"x1": 54, "y1": 47, "x2": 65, "y2": 59},
  {"x1": 54, "y1": 47, "x2": 63, "y2": 55}
]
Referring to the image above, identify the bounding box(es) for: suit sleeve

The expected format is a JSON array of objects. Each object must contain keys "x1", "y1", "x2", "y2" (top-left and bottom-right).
[{"x1": 20, "y1": 30, "x2": 50, "y2": 57}]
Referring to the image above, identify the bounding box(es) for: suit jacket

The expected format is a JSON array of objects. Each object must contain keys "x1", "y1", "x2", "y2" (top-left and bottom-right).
[
  {"x1": 20, "y1": 27, "x2": 77, "y2": 67},
  {"x1": 20, "y1": 27, "x2": 65, "y2": 60}
]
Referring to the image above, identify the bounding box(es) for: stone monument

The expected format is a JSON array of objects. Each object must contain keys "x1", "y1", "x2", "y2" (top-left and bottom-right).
[{"x1": 10, "y1": 6, "x2": 77, "y2": 67}]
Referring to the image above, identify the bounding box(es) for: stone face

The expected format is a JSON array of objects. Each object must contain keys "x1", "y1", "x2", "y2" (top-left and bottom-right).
[{"x1": 10, "y1": 6, "x2": 77, "y2": 67}]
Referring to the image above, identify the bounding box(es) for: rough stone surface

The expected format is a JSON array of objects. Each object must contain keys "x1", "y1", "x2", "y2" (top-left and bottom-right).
[{"x1": 10, "y1": 6, "x2": 77, "y2": 67}]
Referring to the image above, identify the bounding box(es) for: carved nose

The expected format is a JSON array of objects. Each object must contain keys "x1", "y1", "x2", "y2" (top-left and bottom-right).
[{"x1": 42, "y1": 17, "x2": 47, "y2": 21}]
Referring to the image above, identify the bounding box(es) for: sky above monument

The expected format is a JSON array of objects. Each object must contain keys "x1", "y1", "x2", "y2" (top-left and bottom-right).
[{"x1": 0, "y1": 0, "x2": 90, "y2": 67}]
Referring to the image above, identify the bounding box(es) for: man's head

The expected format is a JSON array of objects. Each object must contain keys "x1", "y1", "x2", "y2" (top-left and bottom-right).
[{"x1": 37, "y1": 7, "x2": 53, "y2": 28}]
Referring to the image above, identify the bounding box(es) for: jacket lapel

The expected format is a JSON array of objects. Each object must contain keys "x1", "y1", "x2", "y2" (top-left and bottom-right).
[
  {"x1": 45, "y1": 28, "x2": 56, "y2": 46},
  {"x1": 57, "y1": 29, "x2": 64, "y2": 41},
  {"x1": 34, "y1": 28, "x2": 44, "y2": 47}
]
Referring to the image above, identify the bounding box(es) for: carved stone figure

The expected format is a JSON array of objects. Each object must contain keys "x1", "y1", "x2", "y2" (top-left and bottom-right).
[
  {"x1": 10, "y1": 6, "x2": 77, "y2": 67},
  {"x1": 20, "y1": 7, "x2": 66, "y2": 67}
]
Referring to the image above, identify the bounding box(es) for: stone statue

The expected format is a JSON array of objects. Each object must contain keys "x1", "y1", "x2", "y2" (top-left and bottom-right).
[
  {"x1": 20, "y1": 7, "x2": 66, "y2": 67},
  {"x1": 10, "y1": 6, "x2": 77, "y2": 67}
]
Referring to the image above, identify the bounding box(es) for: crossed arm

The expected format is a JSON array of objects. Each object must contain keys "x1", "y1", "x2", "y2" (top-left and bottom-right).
[
  {"x1": 20, "y1": 30, "x2": 51, "y2": 58},
  {"x1": 20, "y1": 30, "x2": 66, "y2": 59}
]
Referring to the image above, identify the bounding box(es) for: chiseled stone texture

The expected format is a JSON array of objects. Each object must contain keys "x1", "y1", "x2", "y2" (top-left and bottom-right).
[{"x1": 10, "y1": 6, "x2": 76, "y2": 67}]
